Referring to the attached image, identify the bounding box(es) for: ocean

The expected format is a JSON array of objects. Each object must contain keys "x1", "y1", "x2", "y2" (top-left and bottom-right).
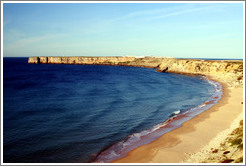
[{"x1": 3, "y1": 57, "x2": 222, "y2": 163}]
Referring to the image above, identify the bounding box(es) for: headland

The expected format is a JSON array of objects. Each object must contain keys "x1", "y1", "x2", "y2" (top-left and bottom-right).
[
  {"x1": 28, "y1": 56, "x2": 243, "y2": 87},
  {"x1": 28, "y1": 56, "x2": 243, "y2": 163}
]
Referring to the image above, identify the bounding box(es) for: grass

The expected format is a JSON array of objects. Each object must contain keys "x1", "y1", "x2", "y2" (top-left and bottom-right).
[
  {"x1": 235, "y1": 157, "x2": 243, "y2": 163},
  {"x1": 228, "y1": 120, "x2": 243, "y2": 150}
]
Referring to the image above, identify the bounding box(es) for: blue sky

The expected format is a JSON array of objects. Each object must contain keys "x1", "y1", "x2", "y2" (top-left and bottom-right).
[{"x1": 3, "y1": 2, "x2": 244, "y2": 59}]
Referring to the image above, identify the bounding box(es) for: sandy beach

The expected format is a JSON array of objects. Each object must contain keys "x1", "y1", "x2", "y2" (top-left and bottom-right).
[
  {"x1": 113, "y1": 80, "x2": 243, "y2": 163},
  {"x1": 27, "y1": 56, "x2": 243, "y2": 163}
]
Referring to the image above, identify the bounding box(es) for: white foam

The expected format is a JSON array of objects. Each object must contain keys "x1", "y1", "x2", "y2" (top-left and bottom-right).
[
  {"x1": 173, "y1": 110, "x2": 181, "y2": 115},
  {"x1": 95, "y1": 77, "x2": 223, "y2": 163},
  {"x1": 95, "y1": 121, "x2": 170, "y2": 162}
]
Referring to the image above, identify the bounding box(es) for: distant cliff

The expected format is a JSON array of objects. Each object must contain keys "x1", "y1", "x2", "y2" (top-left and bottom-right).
[
  {"x1": 28, "y1": 56, "x2": 243, "y2": 87},
  {"x1": 28, "y1": 56, "x2": 136, "y2": 65}
]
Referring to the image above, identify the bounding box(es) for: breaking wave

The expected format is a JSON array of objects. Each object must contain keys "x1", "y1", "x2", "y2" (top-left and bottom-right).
[{"x1": 94, "y1": 77, "x2": 222, "y2": 163}]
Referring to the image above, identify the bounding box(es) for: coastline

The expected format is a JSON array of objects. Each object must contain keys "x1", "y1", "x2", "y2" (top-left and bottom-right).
[
  {"x1": 112, "y1": 80, "x2": 243, "y2": 163},
  {"x1": 28, "y1": 57, "x2": 243, "y2": 163}
]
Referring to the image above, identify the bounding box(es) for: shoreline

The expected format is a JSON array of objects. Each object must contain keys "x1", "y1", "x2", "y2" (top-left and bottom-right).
[
  {"x1": 112, "y1": 79, "x2": 243, "y2": 163},
  {"x1": 27, "y1": 57, "x2": 243, "y2": 163},
  {"x1": 94, "y1": 75, "x2": 223, "y2": 163}
]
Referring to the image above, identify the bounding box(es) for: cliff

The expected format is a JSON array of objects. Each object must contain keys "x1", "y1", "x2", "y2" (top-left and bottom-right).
[
  {"x1": 28, "y1": 56, "x2": 243, "y2": 87},
  {"x1": 156, "y1": 58, "x2": 243, "y2": 87},
  {"x1": 28, "y1": 56, "x2": 136, "y2": 65}
]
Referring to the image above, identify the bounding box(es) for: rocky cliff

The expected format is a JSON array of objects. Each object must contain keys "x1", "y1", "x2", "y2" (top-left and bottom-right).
[
  {"x1": 28, "y1": 56, "x2": 243, "y2": 87},
  {"x1": 156, "y1": 58, "x2": 243, "y2": 87},
  {"x1": 28, "y1": 56, "x2": 136, "y2": 65}
]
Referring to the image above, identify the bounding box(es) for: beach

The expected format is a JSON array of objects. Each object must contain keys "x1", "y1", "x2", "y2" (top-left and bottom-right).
[
  {"x1": 28, "y1": 56, "x2": 243, "y2": 163},
  {"x1": 3, "y1": 2, "x2": 244, "y2": 163},
  {"x1": 113, "y1": 80, "x2": 243, "y2": 163}
]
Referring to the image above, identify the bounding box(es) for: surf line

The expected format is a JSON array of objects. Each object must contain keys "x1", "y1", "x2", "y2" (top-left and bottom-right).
[{"x1": 93, "y1": 74, "x2": 222, "y2": 163}]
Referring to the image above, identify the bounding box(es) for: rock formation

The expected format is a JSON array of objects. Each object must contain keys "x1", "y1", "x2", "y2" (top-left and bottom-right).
[
  {"x1": 28, "y1": 56, "x2": 243, "y2": 87},
  {"x1": 28, "y1": 56, "x2": 136, "y2": 65}
]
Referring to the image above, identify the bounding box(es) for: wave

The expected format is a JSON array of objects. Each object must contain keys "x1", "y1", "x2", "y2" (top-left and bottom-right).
[
  {"x1": 169, "y1": 110, "x2": 181, "y2": 118},
  {"x1": 93, "y1": 77, "x2": 222, "y2": 163}
]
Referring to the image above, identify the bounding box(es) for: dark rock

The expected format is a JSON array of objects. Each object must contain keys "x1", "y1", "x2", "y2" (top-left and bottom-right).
[
  {"x1": 212, "y1": 149, "x2": 218, "y2": 153},
  {"x1": 162, "y1": 67, "x2": 168, "y2": 72},
  {"x1": 221, "y1": 159, "x2": 234, "y2": 163},
  {"x1": 223, "y1": 151, "x2": 230, "y2": 154},
  {"x1": 37, "y1": 57, "x2": 40, "y2": 64}
]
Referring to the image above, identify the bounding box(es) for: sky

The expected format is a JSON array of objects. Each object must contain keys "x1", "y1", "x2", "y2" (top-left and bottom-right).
[{"x1": 2, "y1": 2, "x2": 244, "y2": 59}]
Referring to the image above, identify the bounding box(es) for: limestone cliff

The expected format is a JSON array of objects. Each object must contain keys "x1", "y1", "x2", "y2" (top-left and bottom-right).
[
  {"x1": 28, "y1": 56, "x2": 136, "y2": 65},
  {"x1": 28, "y1": 56, "x2": 243, "y2": 87},
  {"x1": 156, "y1": 58, "x2": 243, "y2": 87}
]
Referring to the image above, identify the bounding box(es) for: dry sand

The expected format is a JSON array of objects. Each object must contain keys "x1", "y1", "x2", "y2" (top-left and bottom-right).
[{"x1": 113, "y1": 81, "x2": 243, "y2": 163}]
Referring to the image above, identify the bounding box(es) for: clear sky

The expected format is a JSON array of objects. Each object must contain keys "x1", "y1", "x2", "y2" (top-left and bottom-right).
[{"x1": 3, "y1": 2, "x2": 244, "y2": 59}]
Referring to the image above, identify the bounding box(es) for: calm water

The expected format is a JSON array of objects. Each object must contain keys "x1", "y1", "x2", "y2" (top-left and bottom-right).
[{"x1": 3, "y1": 57, "x2": 218, "y2": 163}]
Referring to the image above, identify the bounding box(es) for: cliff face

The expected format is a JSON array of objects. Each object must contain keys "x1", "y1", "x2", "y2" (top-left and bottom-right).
[
  {"x1": 28, "y1": 56, "x2": 136, "y2": 65},
  {"x1": 28, "y1": 56, "x2": 243, "y2": 87},
  {"x1": 157, "y1": 58, "x2": 243, "y2": 87}
]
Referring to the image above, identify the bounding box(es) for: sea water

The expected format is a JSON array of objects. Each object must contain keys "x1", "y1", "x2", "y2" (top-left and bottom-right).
[{"x1": 3, "y1": 57, "x2": 221, "y2": 163}]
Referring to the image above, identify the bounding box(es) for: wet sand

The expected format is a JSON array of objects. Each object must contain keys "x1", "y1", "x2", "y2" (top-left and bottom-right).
[{"x1": 113, "y1": 82, "x2": 243, "y2": 163}]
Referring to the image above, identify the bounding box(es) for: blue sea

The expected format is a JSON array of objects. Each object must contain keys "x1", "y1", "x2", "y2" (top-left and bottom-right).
[{"x1": 3, "y1": 57, "x2": 222, "y2": 163}]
